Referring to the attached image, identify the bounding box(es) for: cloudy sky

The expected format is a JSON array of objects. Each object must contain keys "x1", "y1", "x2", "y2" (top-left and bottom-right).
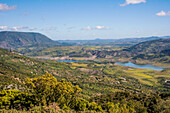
[{"x1": 0, "y1": 0, "x2": 170, "y2": 40}]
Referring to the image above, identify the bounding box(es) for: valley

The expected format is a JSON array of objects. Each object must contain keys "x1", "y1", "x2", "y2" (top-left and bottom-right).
[
  {"x1": 1, "y1": 1, "x2": 170, "y2": 112},
  {"x1": 0, "y1": 31, "x2": 169, "y2": 112},
  {"x1": 0, "y1": 47, "x2": 169, "y2": 95}
]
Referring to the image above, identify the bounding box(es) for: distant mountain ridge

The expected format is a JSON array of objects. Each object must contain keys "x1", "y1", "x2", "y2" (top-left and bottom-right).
[
  {"x1": 25, "y1": 38, "x2": 170, "y2": 65},
  {"x1": 0, "y1": 31, "x2": 60, "y2": 50},
  {"x1": 57, "y1": 36, "x2": 170, "y2": 46}
]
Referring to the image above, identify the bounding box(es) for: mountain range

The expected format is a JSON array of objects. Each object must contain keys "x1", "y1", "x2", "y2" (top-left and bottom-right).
[
  {"x1": 0, "y1": 31, "x2": 170, "y2": 50},
  {"x1": 0, "y1": 31, "x2": 170, "y2": 65},
  {"x1": 57, "y1": 36, "x2": 170, "y2": 46}
]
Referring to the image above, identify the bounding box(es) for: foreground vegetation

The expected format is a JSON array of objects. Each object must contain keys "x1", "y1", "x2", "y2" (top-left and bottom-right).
[
  {"x1": 0, "y1": 46, "x2": 170, "y2": 112},
  {"x1": 0, "y1": 74, "x2": 169, "y2": 113},
  {"x1": 0, "y1": 48, "x2": 169, "y2": 96}
]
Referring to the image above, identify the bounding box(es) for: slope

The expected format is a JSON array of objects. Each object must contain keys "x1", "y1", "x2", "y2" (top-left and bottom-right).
[
  {"x1": 0, "y1": 48, "x2": 169, "y2": 97},
  {"x1": 123, "y1": 39, "x2": 170, "y2": 57},
  {"x1": 0, "y1": 31, "x2": 61, "y2": 54},
  {"x1": 117, "y1": 39, "x2": 170, "y2": 64}
]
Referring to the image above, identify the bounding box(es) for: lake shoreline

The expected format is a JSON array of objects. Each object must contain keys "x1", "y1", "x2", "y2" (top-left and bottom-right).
[
  {"x1": 112, "y1": 58, "x2": 170, "y2": 67},
  {"x1": 31, "y1": 56, "x2": 170, "y2": 68},
  {"x1": 115, "y1": 62, "x2": 166, "y2": 71}
]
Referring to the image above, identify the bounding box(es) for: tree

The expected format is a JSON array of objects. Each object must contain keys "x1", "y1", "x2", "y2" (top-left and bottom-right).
[
  {"x1": 25, "y1": 73, "x2": 57, "y2": 106},
  {"x1": 25, "y1": 73, "x2": 82, "y2": 109},
  {"x1": 0, "y1": 89, "x2": 35, "y2": 110}
]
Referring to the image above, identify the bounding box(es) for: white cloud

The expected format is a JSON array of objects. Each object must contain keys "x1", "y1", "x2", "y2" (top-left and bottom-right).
[
  {"x1": 0, "y1": 3, "x2": 17, "y2": 11},
  {"x1": 0, "y1": 26, "x2": 29, "y2": 31},
  {"x1": 82, "y1": 26, "x2": 110, "y2": 30},
  {"x1": 95, "y1": 26, "x2": 110, "y2": 30},
  {"x1": 156, "y1": 10, "x2": 170, "y2": 16},
  {"x1": 11, "y1": 26, "x2": 28, "y2": 31},
  {"x1": 0, "y1": 26, "x2": 9, "y2": 30},
  {"x1": 156, "y1": 11, "x2": 166, "y2": 16},
  {"x1": 95, "y1": 26, "x2": 105, "y2": 30},
  {"x1": 0, "y1": 26, "x2": 59, "y2": 32},
  {"x1": 81, "y1": 26, "x2": 91, "y2": 30},
  {"x1": 120, "y1": 0, "x2": 146, "y2": 6}
]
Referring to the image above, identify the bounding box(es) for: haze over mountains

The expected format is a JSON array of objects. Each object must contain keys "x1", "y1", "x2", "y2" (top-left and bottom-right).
[
  {"x1": 0, "y1": 31, "x2": 170, "y2": 63},
  {"x1": 58, "y1": 36, "x2": 170, "y2": 46},
  {"x1": 0, "y1": 31, "x2": 170, "y2": 50}
]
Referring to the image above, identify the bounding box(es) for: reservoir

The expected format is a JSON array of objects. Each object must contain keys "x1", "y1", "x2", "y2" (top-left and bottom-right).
[
  {"x1": 56, "y1": 60, "x2": 165, "y2": 71},
  {"x1": 116, "y1": 62, "x2": 165, "y2": 71},
  {"x1": 57, "y1": 59, "x2": 81, "y2": 62}
]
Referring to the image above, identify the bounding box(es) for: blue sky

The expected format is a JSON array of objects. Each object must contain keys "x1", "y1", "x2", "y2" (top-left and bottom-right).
[{"x1": 0, "y1": 0, "x2": 170, "y2": 40}]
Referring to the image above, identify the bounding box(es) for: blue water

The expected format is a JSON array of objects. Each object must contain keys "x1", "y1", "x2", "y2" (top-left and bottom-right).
[
  {"x1": 116, "y1": 62, "x2": 165, "y2": 71},
  {"x1": 56, "y1": 60, "x2": 165, "y2": 71},
  {"x1": 57, "y1": 59, "x2": 81, "y2": 62}
]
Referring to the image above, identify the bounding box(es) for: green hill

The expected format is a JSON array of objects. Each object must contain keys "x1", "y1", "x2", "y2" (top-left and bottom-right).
[
  {"x1": 0, "y1": 31, "x2": 62, "y2": 54},
  {"x1": 119, "y1": 39, "x2": 170, "y2": 64},
  {"x1": 123, "y1": 39, "x2": 170, "y2": 57},
  {"x1": 0, "y1": 48, "x2": 170, "y2": 112},
  {"x1": 0, "y1": 48, "x2": 170, "y2": 94},
  {"x1": 24, "y1": 39, "x2": 170, "y2": 65}
]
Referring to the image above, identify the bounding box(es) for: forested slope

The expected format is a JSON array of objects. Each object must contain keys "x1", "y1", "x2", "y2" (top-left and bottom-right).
[{"x1": 0, "y1": 48, "x2": 170, "y2": 112}]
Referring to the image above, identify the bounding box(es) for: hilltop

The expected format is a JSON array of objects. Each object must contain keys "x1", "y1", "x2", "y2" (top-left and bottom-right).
[
  {"x1": 117, "y1": 39, "x2": 170, "y2": 65},
  {"x1": 0, "y1": 31, "x2": 64, "y2": 54},
  {"x1": 122, "y1": 39, "x2": 170, "y2": 57}
]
